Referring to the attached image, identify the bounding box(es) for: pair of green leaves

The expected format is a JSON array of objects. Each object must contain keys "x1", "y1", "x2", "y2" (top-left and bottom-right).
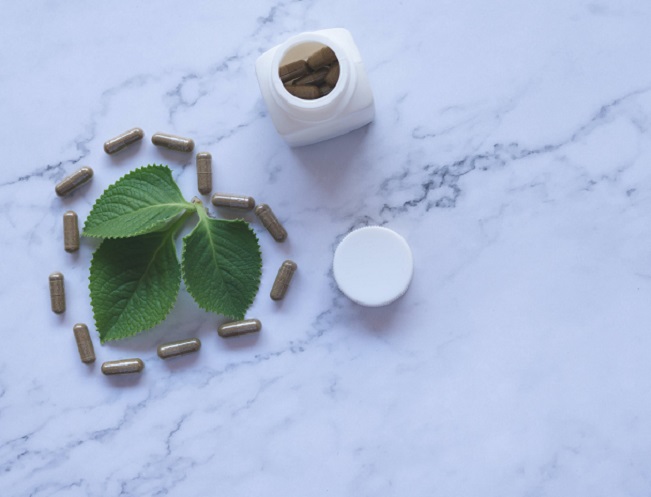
[{"x1": 84, "y1": 165, "x2": 262, "y2": 343}]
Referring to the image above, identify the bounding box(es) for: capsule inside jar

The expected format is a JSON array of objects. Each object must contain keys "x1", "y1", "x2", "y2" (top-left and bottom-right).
[{"x1": 278, "y1": 44, "x2": 340, "y2": 100}]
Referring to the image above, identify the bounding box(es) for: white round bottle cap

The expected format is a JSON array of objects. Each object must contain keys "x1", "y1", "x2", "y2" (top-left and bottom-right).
[{"x1": 333, "y1": 226, "x2": 413, "y2": 307}]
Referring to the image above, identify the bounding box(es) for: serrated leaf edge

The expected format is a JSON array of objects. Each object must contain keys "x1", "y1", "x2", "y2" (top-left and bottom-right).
[
  {"x1": 82, "y1": 164, "x2": 193, "y2": 239},
  {"x1": 88, "y1": 237, "x2": 182, "y2": 344},
  {"x1": 181, "y1": 218, "x2": 262, "y2": 320},
  {"x1": 83, "y1": 208, "x2": 191, "y2": 239}
]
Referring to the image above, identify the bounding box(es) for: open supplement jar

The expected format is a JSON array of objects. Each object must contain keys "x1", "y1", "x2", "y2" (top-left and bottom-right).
[{"x1": 256, "y1": 28, "x2": 375, "y2": 147}]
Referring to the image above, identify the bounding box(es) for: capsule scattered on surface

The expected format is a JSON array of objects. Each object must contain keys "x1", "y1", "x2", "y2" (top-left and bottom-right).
[
  {"x1": 279, "y1": 60, "x2": 309, "y2": 83},
  {"x1": 55, "y1": 167, "x2": 93, "y2": 197},
  {"x1": 49, "y1": 272, "x2": 65, "y2": 314},
  {"x1": 307, "y1": 46, "x2": 337, "y2": 70},
  {"x1": 73, "y1": 323, "x2": 96, "y2": 364},
  {"x1": 211, "y1": 193, "x2": 256, "y2": 210},
  {"x1": 324, "y1": 62, "x2": 340, "y2": 87},
  {"x1": 157, "y1": 338, "x2": 201, "y2": 359},
  {"x1": 284, "y1": 84, "x2": 321, "y2": 100},
  {"x1": 63, "y1": 211, "x2": 79, "y2": 253},
  {"x1": 255, "y1": 204, "x2": 287, "y2": 242},
  {"x1": 151, "y1": 132, "x2": 194, "y2": 152},
  {"x1": 270, "y1": 260, "x2": 298, "y2": 301},
  {"x1": 103, "y1": 127, "x2": 144, "y2": 154},
  {"x1": 196, "y1": 152, "x2": 212, "y2": 195},
  {"x1": 218, "y1": 319, "x2": 262, "y2": 338},
  {"x1": 101, "y1": 358, "x2": 144, "y2": 375}
]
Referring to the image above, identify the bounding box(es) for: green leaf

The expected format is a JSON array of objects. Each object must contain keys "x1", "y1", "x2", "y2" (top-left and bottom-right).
[
  {"x1": 83, "y1": 164, "x2": 193, "y2": 238},
  {"x1": 182, "y1": 206, "x2": 262, "y2": 319},
  {"x1": 89, "y1": 230, "x2": 181, "y2": 343}
]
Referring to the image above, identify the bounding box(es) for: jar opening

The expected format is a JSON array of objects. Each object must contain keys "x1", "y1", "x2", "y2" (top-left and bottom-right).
[{"x1": 278, "y1": 42, "x2": 340, "y2": 100}]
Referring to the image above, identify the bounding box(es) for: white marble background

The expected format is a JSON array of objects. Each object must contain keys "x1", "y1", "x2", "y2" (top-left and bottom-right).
[{"x1": 2, "y1": 0, "x2": 651, "y2": 495}]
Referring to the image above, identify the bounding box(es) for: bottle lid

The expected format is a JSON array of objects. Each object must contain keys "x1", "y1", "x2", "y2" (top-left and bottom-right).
[{"x1": 333, "y1": 226, "x2": 413, "y2": 306}]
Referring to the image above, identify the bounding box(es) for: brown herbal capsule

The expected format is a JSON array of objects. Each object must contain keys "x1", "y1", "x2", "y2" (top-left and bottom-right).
[
  {"x1": 218, "y1": 319, "x2": 261, "y2": 338},
  {"x1": 196, "y1": 152, "x2": 212, "y2": 195},
  {"x1": 319, "y1": 85, "x2": 333, "y2": 97},
  {"x1": 255, "y1": 204, "x2": 287, "y2": 242},
  {"x1": 151, "y1": 132, "x2": 195, "y2": 152},
  {"x1": 284, "y1": 85, "x2": 321, "y2": 100},
  {"x1": 270, "y1": 260, "x2": 297, "y2": 301},
  {"x1": 49, "y1": 272, "x2": 65, "y2": 314},
  {"x1": 324, "y1": 62, "x2": 340, "y2": 87},
  {"x1": 157, "y1": 338, "x2": 201, "y2": 359},
  {"x1": 294, "y1": 67, "x2": 329, "y2": 86},
  {"x1": 55, "y1": 167, "x2": 93, "y2": 197},
  {"x1": 279, "y1": 60, "x2": 309, "y2": 83},
  {"x1": 307, "y1": 46, "x2": 337, "y2": 70},
  {"x1": 73, "y1": 323, "x2": 96, "y2": 364},
  {"x1": 101, "y1": 358, "x2": 144, "y2": 375},
  {"x1": 103, "y1": 127, "x2": 144, "y2": 154},
  {"x1": 211, "y1": 193, "x2": 256, "y2": 210},
  {"x1": 63, "y1": 211, "x2": 79, "y2": 253}
]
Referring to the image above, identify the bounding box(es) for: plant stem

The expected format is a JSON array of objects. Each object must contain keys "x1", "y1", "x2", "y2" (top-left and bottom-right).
[{"x1": 168, "y1": 209, "x2": 196, "y2": 239}]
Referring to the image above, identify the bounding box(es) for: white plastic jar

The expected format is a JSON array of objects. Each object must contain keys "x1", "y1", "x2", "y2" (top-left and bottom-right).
[{"x1": 255, "y1": 28, "x2": 375, "y2": 147}]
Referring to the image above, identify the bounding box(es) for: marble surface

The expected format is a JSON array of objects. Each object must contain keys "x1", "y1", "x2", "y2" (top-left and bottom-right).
[{"x1": 2, "y1": 1, "x2": 651, "y2": 495}]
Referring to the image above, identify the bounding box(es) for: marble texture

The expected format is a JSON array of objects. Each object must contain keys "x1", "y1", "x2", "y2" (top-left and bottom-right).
[{"x1": 2, "y1": 1, "x2": 651, "y2": 495}]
